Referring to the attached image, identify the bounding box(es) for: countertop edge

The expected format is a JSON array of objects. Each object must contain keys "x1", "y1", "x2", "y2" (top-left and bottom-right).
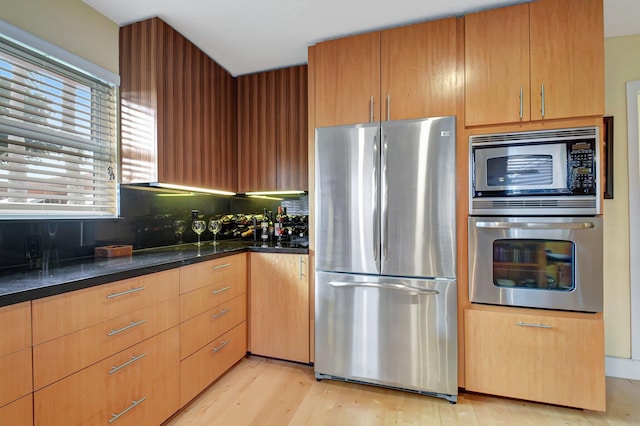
[{"x1": 0, "y1": 244, "x2": 309, "y2": 307}]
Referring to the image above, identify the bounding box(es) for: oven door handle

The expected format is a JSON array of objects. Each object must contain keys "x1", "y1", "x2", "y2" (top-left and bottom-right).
[{"x1": 475, "y1": 221, "x2": 595, "y2": 230}]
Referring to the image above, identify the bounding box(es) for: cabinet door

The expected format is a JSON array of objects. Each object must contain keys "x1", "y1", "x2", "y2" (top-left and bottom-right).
[
  {"x1": 382, "y1": 18, "x2": 457, "y2": 121},
  {"x1": 314, "y1": 32, "x2": 380, "y2": 127},
  {"x1": 464, "y1": 3, "x2": 530, "y2": 126},
  {"x1": 529, "y1": 0, "x2": 604, "y2": 121},
  {"x1": 237, "y1": 71, "x2": 278, "y2": 193},
  {"x1": 465, "y1": 309, "x2": 606, "y2": 411},
  {"x1": 276, "y1": 65, "x2": 308, "y2": 191},
  {"x1": 465, "y1": 309, "x2": 537, "y2": 401},
  {"x1": 249, "y1": 253, "x2": 309, "y2": 363}
]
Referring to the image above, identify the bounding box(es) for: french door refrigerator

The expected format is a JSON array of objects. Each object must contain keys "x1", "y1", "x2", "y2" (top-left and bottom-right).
[{"x1": 314, "y1": 116, "x2": 458, "y2": 402}]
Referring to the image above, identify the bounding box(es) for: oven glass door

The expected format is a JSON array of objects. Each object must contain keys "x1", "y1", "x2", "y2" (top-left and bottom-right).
[
  {"x1": 493, "y1": 239, "x2": 574, "y2": 291},
  {"x1": 469, "y1": 216, "x2": 603, "y2": 312}
]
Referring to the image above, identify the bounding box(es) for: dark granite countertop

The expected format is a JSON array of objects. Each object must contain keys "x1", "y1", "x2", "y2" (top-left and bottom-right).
[{"x1": 0, "y1": 240, "x2": 308, "y2": 307}]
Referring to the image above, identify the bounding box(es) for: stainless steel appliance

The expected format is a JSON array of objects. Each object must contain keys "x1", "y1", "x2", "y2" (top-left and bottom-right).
[
  {"x1": 469, "y1": 216, "x2": 603, "y2": 312},
  {"x1": 470, "y1": 126, "x2": 600, "y2": 216},
  {"x1": 314, "y1": 117, "x2": 458, "y2": 403}
]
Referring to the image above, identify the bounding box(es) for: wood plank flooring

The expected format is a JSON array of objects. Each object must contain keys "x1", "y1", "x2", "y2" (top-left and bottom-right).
[{"x1": 164, "y1": 356, "x2": 640, "y2": 425}]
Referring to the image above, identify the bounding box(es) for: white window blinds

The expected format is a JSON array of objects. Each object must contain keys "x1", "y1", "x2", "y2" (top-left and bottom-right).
[{"x1": 0, "y1": 34, "x2": 118, "y2": 218}]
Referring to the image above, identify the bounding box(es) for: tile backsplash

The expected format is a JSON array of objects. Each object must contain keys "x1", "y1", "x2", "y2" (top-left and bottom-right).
[{"x1": 0, "y1": 186, "x2": 307, "y2": 270}]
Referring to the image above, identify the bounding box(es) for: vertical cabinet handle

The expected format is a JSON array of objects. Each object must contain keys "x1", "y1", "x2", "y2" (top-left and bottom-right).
[
  {"x1": 108, "y1": 353, "x2": 146, "y2": 375},
  {"x1": 108, "y1": 397, "x2": 146, "y2": 423},
  {"x1": 519, "y1": 86, "x2": 523, "y2": 120},
  {"x1": 107, "y1": 319, "x2": 146, "y2": 336},
  {"x1": 540, "y1": 84, "x2": 545, "y2": 118},
  {"x1": 299, "y1": 256, "x2": 306, "y2": 280},
  {"x1": 107, "y1": 286, "x2": 145, "y2": 299},
  {"x1": 386, "y1": 94, "x2": 390, "y2": 121},
  {"x1": 369, "y1": 96, "x2": 374, "y2": 123}
]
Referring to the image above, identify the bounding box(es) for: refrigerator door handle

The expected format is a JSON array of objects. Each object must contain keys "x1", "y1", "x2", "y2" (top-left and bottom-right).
[
  {"x1": 372, "y1": 132, "x2": 379, "y2": 261},
  {"x1": 328, "y1": 280, "x2": 440, "y2": 296},
  {"x1": 381, "y1": 132, "x2": 389, "y2": 260}
]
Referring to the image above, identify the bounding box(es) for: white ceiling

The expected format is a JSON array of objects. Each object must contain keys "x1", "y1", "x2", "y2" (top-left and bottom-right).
[{"x1": 83, "y1": 0, "x2": 640, "y2": 77}]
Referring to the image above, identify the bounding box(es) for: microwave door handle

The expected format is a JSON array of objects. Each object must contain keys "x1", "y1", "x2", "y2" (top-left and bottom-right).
[{"x1": 475, "y1": 221, "x2": 595, "y2": 230}]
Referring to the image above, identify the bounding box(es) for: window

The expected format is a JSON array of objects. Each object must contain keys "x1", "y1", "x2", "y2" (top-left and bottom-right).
[{"x1": 0, "y1": 28, "x2": 118, "y2": 218}]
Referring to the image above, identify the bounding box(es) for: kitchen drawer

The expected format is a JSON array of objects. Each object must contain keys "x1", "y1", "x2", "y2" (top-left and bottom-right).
[
  {"x1": 180, "y1": 294, "x2": 246, "y2": 360},
  {"x1": 34, "y1": 326, "x2": 179, "y2": 426},
  {"x1": 180, "y1": 322, "x2": 247, "y2": 406},
  {"x1": 0, "y1": 301, "x2": 31, "y2": 357},
  {"x1": 179, "y1": 253, "x2": 247, "y2": 295},
  {"x1": 180, "y1": 270, "x2": 247, "y2": 322},
  {"x1": 32, "y1": 269, "x2": 179, "y2": 345},
  {"x1": 0, "y1": 347, "x2": 32, "y2": 408},
  {"x1": 0, "y1": 394, "x2": 33, "y2": 426},
  {"x1": 33, "y1": 297, "x2": 178, "y2": 390}
]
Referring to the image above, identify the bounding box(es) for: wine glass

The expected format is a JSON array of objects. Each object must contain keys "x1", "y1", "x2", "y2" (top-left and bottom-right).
[
  {"x1": 208, "y1": 218, "x2": 222, "y2": 245},
  {"x1": 191, "y1": 217, "x2": 206, "y2": 246},
  {"x1": 173, "y1": 220, "x2": 186, "y2": 244}
]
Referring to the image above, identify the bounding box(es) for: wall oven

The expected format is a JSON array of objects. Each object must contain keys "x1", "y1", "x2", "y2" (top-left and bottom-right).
[
  {"x1": 469, "y1": 216, "x2": 603, "y2": 312},
  {"x1": 470, "y1": 126, "x2": 600, "y2": 215}
]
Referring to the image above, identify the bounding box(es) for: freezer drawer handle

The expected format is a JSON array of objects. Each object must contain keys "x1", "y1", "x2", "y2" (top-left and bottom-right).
[
  {"x1": 475, "y1": 221, "x2": 595, "y2": 230},
  {"x1": 108, "y1": 353, "x2": 146, "y2": 375},
  {"x1": 213, "y1": 285, "x2": 232, "y2": 295},
  {"x1": 107, "y1": 286, "x2": 145, "y2": 299},
  {"x1": 516, "y1": 321, "x2": 553, "y2": 329},
  {"x1": 328, "y1": 281, "x2": 439, "y2": 295},
  {"x1": 107, "y1": 319, "x2": 146, "y2": 336},
  {"x1": 108, "y1": 397, "x2": 146, "y2": 423},
  {"x1": 212, "y1": 340, "x2": 229, "y2": 353}
]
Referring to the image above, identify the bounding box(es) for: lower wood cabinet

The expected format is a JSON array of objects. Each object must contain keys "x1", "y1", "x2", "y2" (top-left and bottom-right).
[
  {"x1": 249, "y1": 253, "x2": 309, "y2": 363},
  {"x1": 0, "y1": 394, "x2": 33, "y2": 426},
  {"x1": 34, "y1": 327, "x2": 180, "y2": 426},
  {"x1": 464, "y1": 307, "x2": 606, "y2": 411},
  {"x1": 0, "y1": 301, "x2": 32, "y2": 423}
]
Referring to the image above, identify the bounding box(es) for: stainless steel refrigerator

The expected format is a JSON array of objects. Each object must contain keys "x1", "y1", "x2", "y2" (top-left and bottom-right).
[{"x1": 314, "y1": 116, "x2": 458, "y2": 403}]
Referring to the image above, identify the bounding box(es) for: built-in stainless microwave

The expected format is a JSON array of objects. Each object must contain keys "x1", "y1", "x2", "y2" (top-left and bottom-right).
[{"x1": 470, "y1": 127, "x2": 600, "y2": 215}]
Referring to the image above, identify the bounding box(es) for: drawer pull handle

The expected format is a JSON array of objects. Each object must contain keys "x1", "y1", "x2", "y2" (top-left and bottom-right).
[
  {"x1": 516, "y1": 321, "x2": 553, "y2": 329},
  {"x1": 213, "y1": 286, "x2": 231, "y2": 295},
  {"x1": 212, "y1": 263, "x2": 231, "y2": 270},
  {"x1": 108, "y1": 319, "x2": 146, "y2": 336},
  {"x1": 108, "y1": 353, "x2": 146, "y2": 375},
  {"x1": 108, "y1": 397, "x2": 146, "y2": 423},
  {"x1": 212, "y1": 340, "x2": 229, "y2": 353},
  {"x1": 212, "y1": 309, "x2": 230, "y2": 319},
  {"x1": 107, "y1": 286, "x2": 145, "y2": 299}
]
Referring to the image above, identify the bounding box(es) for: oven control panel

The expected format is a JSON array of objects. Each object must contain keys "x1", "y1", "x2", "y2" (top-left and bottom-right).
[{"x1": 568, "y1": 142, "x2": 596, "y2": 195}]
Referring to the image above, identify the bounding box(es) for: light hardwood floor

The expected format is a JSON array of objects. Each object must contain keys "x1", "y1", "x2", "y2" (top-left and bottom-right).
[{"x1": 165, "y1": 356, "x2": 640, "y2": 425}]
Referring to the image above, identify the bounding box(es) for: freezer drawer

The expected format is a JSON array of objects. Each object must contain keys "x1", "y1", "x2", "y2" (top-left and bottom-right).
[{"x1": 314, "y1": 271, "x2": 457, "y2": 399}]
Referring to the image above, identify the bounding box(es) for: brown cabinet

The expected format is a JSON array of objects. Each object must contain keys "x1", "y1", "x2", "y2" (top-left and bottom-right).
[
  {"x1": 464, "y1": 0, "x2": 604, "y2": 126},
  {"x1": 178, "y1": 254, "x2": 248, "y2": 406},
  {"x1": 0, "y1": 302, "x2": 32, "y2": 421},
  {"x1": 237, "y1": 65, "x2": 308, "y2": 192},
  {"x1": 32, "y1": 270, "x2": 180, "y2": 425},
  {"x1": 249, "y1": 253, "x2": 309, "y2": 363},
  {"x1": 312, "y1": 18, "x2": 457, "y2": 127},
  {"x1": 464, "y1": 307, "x2": 605, "y2": 411},
  {"x1": 120, "y1": 17, "x2": 237, "y2": 191}
]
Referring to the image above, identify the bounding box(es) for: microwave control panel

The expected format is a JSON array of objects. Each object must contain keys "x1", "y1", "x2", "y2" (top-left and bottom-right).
[{"x1": 568, "y1": 141, "x2": 596, "y2": 195}]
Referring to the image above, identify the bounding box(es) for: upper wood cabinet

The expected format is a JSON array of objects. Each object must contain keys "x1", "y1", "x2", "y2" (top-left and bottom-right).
[
  {"x1": 120, "y1": 18, "x2": 237, "y2": 192},
  {"x1": 237, "y1": 65, "x2": 308, "y2": 193},
  {"x1": 312, "y1": 18, "x2": 457, "y2": 127},
  {"x1": 465, "y1": 0, "x2": 604, "y2": 126}
]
